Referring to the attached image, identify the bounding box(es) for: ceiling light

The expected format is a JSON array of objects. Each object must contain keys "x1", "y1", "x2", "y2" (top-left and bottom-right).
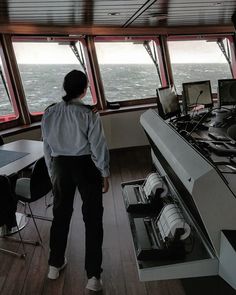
[
  {"x1": 108, "y1": 12, "x2": 120, "y2": 16},
  {"x1": 212, "y1": 2, "x2": 223, "y2": 6},
  {"x1": 148, "y1": 13, "x2": 167, "y2": 21},
  {"x1": 148, "y1": 13, "x2": 167, "y2": 22}
]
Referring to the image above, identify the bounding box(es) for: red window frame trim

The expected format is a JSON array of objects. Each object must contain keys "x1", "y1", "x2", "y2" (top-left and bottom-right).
[
  {"x1": 0, "y1": 42, "x2": 19, "y2": 125},
  {"x1": 166, "y1": 34, "x2": 236, "y2": 98},
  {"x1": 167, "y1": 34, "x2": 236, "y2": 78},
  {"x1": 11, "y1": 36, "x2": 97, "y2": 119},
  {"x1": 94, "y1": 35, "x2": 167, "y2": 103}
]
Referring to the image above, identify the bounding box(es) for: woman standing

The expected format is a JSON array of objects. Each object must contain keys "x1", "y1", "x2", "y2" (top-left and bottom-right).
[{"x1": 41, "y1": 70, "x2": 110, "y2": 292}]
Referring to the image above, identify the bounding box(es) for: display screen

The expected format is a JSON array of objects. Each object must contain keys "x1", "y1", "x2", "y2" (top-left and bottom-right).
[
  {"x1": 182, "y1": 80, "x2": 213, "y2": 111},
  {"x1": 218, "y1": 79, "x2": 236, "y2": 106},
  {"x1": 157, "y1": 86, "x2": 181, "y2": 119}
]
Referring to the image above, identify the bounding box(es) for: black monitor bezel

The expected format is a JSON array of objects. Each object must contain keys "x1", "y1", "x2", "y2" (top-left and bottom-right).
[
  {"x1": 218, "y1": 79, "x2": 236, "y2": 107},
  {"x1": 157, "y1": 86, "x2": 181, "y2": 120},
  {"x1": 182, "y1": 80, "x2": 213, "y2": 113}
]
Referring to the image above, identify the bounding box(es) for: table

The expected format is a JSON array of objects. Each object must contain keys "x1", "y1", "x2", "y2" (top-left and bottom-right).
[
  {"x1": 0, "y1": 140, "x2": 44, "y2": 237},
  {"x1": 0, "y1": 139, "x2": 43, "y2": 176}
]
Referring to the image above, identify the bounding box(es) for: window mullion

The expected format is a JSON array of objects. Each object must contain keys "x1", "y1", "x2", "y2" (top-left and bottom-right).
[
  {"x1": 86, "y1": 36, "x2": 107, "y2": 110},
  {"x1": 1, "y1": 34, "x2": 30, "y2": 125},
  {"x1": 158, "y1": 36, "x2": 172, "y2": 87}
]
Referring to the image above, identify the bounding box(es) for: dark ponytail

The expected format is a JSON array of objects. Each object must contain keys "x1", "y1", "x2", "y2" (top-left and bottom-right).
[{"x1": 62, "y1": 94, "x2": 70, "y2": 102}]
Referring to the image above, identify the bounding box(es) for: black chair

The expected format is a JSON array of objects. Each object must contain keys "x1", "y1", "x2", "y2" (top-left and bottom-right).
[
  {"x1": 15, "y1": 157, "x2": 52, "y2": 243},
  {"x1": 0, "y1": 135, "x2": 4, "y2": 145},
  {"x1": 0, "y1": 174, "x2": 27, "y2": 258}
]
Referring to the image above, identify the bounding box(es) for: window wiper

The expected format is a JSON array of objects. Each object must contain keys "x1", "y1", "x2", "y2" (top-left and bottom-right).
[
  {"x1": 217, "y1": 39, "x2": 233, "y2": 77},
  {"x1": 143, "y1": 40, "x2": 161, "y2": 83},
  {"x1": 0, "y1": 66, "x2": 10, "y2": 103},
  {"x1": 69, "y1": 41, "x2": 88, "y2": 77}
]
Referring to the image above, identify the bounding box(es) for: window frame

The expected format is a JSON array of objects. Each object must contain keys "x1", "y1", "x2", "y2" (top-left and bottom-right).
[
  {"x1": 94, "y1": 36, "x2": 167, "y2": 108},
  {"x1": 0, "y1": 38, "x2": 21, "y2": 130},
  {"x1": 11, "y1": 36, "x2": 98, "y2": 122},
  {"x1": 2, "y1": 33, "x2": 234, "y2": 130},
  {"x1": 166, "y1": 34, "x2": 236, "y2": 98}
]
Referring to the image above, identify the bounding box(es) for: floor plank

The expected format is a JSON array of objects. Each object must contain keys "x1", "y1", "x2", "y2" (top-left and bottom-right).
[{"x1": 0, "y1": 146, "x2": 235, "y2": 295}]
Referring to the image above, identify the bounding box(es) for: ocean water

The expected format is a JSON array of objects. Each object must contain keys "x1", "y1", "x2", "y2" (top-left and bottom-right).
[{"x1": 0, "y1": 63, "x2": 231, "y2": 114}]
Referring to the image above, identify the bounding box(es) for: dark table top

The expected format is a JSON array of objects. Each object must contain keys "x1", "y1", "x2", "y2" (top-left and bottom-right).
[{"x1": 0, "y1": 139, "x2": 43, "y2": 176}]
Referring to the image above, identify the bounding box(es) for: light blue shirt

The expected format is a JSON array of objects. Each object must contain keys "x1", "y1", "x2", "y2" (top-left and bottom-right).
[{"x1": 41, "y1": 101, "x2": 110, "y2": 178}]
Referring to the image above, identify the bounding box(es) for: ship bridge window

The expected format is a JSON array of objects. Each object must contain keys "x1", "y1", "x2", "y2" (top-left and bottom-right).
[
  {"x1": 12, "y1": 39, "x2": 96, "y2": 116},
  {"x1": 167, "y1": 37, "x2": 234, "y2": 96},
  {"x1": 0, "y1": 47, "x2": 18, "y2": 123},
  {"x1": 94, "y1": 38, "x2": 163, "y2": 105}
]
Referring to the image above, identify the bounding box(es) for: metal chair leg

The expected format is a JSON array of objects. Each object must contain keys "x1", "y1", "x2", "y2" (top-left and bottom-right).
[
  {"x1": 27, "y1": 204, "x2": 43, "y2": 244},
  {"x1": 0, "y1": 222, "x2": 27, "y2": 258},
  {"x1": 0, "y1": 247, "x2": 25, "y2": 258},
  {"x1": 26, "y1": 214, "x2": 52, "y2": 222},
  {"x1": 25, "y1": 194, "x2": 53, "y2": 222}
]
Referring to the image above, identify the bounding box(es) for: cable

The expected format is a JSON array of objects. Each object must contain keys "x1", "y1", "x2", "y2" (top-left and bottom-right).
[
  {"x1": 184, "y1": 90, "x2": 203, "y2": 132},
  {"x1": 179, "y1": 107, "x2": 214, "y2": 139},
  {"x1": 188, "y1": 107, "x2": 214, "y2": 136},
  {"x1": 190, "y1": 90, "x2": 203, "y2": 119}
]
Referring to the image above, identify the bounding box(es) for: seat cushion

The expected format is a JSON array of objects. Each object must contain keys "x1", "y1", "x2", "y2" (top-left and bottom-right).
[{"x1": 15, "y1": 178, "x2": 31, "y2": 201}]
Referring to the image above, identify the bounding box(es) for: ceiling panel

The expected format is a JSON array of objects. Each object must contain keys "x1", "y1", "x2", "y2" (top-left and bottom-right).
[
  {"x1": 0, "y1": 0, "x2": 235, "y2": 28},
  {"x1": 131, "y1": 0, "x2": 236, "y2": 27}
]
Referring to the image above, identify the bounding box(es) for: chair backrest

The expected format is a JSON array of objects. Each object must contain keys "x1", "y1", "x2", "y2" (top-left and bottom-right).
[
  {"x1": 0, "y1": 174, "x2": 17, "y2": 229},
  {"x1": 30, "y1": 157, "x2": 52, "y2": 201}
]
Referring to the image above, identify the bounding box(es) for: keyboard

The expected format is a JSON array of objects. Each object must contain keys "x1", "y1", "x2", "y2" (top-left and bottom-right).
[
  {"x1": 208, "y1": 132, "x2": 231, "y2": 141},
  {"x1": 208, "y1": 141, "x2": 236, "y2": 156},
  {"x1": 209, "y1": 114, "x2": 236, "y2": 128}
]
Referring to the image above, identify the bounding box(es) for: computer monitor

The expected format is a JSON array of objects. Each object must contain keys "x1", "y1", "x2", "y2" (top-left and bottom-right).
[
  {"x1": 218, "y1": 79, "x2": 236, "y2": 107},
  {"x1": 157, "y1": 86, "x2": 181, "y2": 119},
  {"x1": 182, "y1": 80, "x2": 213, "y2": 114}
]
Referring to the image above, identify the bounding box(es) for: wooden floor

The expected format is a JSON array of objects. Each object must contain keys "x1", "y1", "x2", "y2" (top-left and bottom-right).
[{"x1": 0, "y1": 146, "x2": 235, "y2": 295}]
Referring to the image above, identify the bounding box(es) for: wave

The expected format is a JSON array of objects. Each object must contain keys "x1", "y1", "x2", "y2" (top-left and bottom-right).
[{"x1": 0, "y1": 63, "x2": 232, "y2": 114}]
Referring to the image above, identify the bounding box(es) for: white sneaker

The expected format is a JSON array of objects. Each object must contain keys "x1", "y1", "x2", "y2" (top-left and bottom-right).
[
  {"x1": 48, "y1": 258, "x2": 67, "y2": 280},
  {"x1": 86, "y1": 276, "x2": 103, "y2": 291}
]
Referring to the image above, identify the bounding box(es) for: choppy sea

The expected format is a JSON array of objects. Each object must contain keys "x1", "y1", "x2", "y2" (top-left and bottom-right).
[{"x1": 0, "y1": 63, "x2": 231, "y2": 114}]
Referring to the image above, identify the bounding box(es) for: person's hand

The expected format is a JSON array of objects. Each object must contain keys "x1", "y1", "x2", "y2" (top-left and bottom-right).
[
  {"x1": 85, "y1": 105, "x2": 98, "y2": 113},
  {"x1": 91, "y1": 106, "x2": 98, "y2": 113},
  {"x1": 102, "y1": 177, "x2": 109, "y2": 193}
]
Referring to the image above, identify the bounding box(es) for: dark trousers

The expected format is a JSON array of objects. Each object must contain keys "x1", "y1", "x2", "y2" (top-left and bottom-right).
[{"x1": 48, "y1": 155, "x2": 103, "y2": 279}]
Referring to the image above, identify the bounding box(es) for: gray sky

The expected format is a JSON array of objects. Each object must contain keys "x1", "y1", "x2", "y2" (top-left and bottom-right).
[{"x1": 13, "y1": 41, "x2": 228, "y2": 64}]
